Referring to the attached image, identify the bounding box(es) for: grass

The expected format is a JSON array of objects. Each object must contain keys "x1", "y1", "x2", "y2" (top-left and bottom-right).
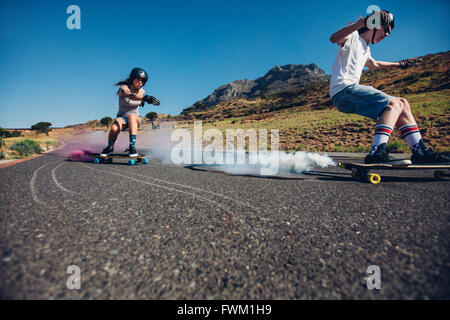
[{"x1": 180, "y1": 89, "x2": 450, "y2": 153}]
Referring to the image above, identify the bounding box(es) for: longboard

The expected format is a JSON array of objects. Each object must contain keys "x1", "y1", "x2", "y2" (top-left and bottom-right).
[
  {"x1": 338, "y1": 162, "x2": 450, "y2": 184},
  {"x1": 91, "y1": 153, "x2": 149, "y2": 166}
]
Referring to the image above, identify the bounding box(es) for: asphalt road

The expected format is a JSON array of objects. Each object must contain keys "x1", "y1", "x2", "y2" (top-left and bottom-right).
[{"x1": 0, "y1": 143, "x2": 449, "y2": 299}]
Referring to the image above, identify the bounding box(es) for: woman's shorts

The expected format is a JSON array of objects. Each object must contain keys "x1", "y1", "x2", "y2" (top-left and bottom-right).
[
  {"x1": 115, "y1": 114, "x2": 142, "y2": 129},
  {"x1": 331, "y1": 84, "x2": 392, "y2": 120}
]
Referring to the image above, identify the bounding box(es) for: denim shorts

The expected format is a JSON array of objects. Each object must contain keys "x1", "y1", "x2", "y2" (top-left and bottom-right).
[
  {"x1": 116, "y1": 115, "x2": 129, "y2": 127},
  {"x1": 115, "y1": 114, "x2": 142, "y2": 128},
  {"x1": 331, "y1": 84, "x2": 392, "y2": 120}
]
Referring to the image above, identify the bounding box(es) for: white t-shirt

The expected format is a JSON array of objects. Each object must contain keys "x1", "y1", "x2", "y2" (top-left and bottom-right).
[{"x1": 330, "y1": 31, "x2": 371, "y2": 98}]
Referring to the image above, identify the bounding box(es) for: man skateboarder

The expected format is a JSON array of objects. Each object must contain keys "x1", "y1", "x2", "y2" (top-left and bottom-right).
[{"x1": 329, "y1": 9, "x2": 449, "y2": 164}]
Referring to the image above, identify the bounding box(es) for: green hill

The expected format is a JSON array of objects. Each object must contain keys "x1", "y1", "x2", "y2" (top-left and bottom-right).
[{"x1": 179, "y1": 51, "x2": 450, "y2": 153}]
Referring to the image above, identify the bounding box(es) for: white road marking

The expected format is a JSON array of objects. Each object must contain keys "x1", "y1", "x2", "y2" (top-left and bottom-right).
[
  {"x1": 79, "y1": 163, "x2": 229, "y2": 212},
  {"x1": 51, "y1": 163, "x2": 75, "y2": 193},
  {"x1": 106, "y1": 166, "x2": 260, "y2": 211},
  {"x1": 30, "y1": 163, "x2": 49, "y2": 205}
]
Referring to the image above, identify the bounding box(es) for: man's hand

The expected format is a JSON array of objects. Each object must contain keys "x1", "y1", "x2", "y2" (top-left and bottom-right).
[
  {"x1": 143, "y1": 95, "x2": 160, "y2": 106},
  {"x1": 399, "y1": 57, "x2": 423, "y2": 69}
]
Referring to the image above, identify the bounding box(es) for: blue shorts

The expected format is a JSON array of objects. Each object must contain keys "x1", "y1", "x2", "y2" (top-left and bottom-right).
[
  {"x1": 116, "y1": 114, "x2": 141, "y2": 128},
  {"x1": 331, "y1": 84, "x2": 392, "y2": 120},
  {"x1": 116, "y1": 115, "x2": 129, "y2": 127}
]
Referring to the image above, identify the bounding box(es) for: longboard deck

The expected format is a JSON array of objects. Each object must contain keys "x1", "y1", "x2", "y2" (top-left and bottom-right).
[
  {"x1": 339, "y1": 162, "x2": 450, "y2": 171},
  {"x1": 91, "y1": 153, "x2": 146, "y2": 159},
  {"x1": 338, "y1": 162, "x2": 450, "y2": 184},
  {"x1": 91, "y1": 153, "x2": 148, "y2": 165}
]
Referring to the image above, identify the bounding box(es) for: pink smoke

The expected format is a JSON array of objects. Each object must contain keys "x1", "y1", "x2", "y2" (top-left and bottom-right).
[{"x1": 68, "y1": 149, "x2": 95, "y2": 162}]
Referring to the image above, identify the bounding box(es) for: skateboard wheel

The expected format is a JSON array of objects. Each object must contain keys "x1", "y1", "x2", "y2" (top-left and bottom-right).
[
  {"x1": 367, "y1": 173, "x2": 381, "y2": 184},
  {"x1": 128, "y1": 159, "x2": 135, "y2": 166},
  {"x1": 142, "y1": 158, "x2": 149, "y2": 164},
  {"x1": 93, "y1": 158, "x2": 100, "y2": 164}
]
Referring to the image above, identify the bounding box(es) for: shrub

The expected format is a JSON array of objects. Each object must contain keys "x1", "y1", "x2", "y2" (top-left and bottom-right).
[
  {"x1": 0, "y1": 128, "x2": 22, "y2": 138},
  {"x1": 100, "y1": 117, "x2": 113, "y2": 128},
  {"x1": 10, "y1": 139, "x2": 42, "y2": 157},
  {"x1": 0, "y1": 137, "x2": 4, "y2": 148}
]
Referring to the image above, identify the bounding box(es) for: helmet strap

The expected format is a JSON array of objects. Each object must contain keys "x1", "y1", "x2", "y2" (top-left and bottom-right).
[{"x1": 371, "y1": 28, "x2": 377, "y2": 44}]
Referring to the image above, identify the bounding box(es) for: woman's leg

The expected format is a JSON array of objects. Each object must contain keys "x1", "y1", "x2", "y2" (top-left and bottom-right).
[
  {"x1": 127, "y1": 114, "x2": 140, "y2": 156},
  {"x1": 102, "y1": 118, "x2": 125, "y2": 155},
  {"x1": 108, "y1": 119, "x2": 125, "y2": 145}
]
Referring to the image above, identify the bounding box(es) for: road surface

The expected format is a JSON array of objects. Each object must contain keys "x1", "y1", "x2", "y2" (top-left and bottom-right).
[{"x1": 0, "y1": 143, "x2": 449, "y2": 299}]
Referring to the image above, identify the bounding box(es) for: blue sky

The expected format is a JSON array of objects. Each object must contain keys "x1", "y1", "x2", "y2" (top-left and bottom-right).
[{"x1": 0, "y1": 0, "x2": 449, "y2": 128}]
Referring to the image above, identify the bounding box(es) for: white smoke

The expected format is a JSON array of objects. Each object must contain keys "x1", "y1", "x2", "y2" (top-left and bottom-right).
[
  {"x1": 61, "y1": 124, "x2": 336, "y2": 176},
  {"x1": 278, "y1": 151, "x2": 336, "y2": 173}
]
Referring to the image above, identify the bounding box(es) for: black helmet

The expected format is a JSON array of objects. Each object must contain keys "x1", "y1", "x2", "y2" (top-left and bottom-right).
[{"x1": 129, "y1": 67, "x2": 148, "y2": 84}]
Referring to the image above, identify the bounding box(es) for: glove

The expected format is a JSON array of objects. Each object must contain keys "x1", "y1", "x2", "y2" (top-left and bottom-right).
[
  {"x1": 143, "y1": 95, "x2": 160, "y2": 106},
  {"x1": 399, "y1": 57, "x2": 423, "y2": 69}
]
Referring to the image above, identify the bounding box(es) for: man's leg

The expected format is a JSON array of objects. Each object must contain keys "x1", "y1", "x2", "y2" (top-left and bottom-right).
[
  {"x1": 364, "y1": 97, "x2": 412, "y2": 164},
  {"x1": 369, "y1": 98, "x2": 403, "y2": 154},
  {"x1": 393, "y1": 98, "x2": 425, "y2": 154},
  {"x1": 393, "y1": 98, "x2": 449, "y2": 163}
]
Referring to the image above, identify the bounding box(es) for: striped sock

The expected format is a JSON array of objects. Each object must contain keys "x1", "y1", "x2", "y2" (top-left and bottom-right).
[
  {"x1": 399, "y1": 124, "x2": 422, "y2": 148},
  {"x1": 371, "y1": 124, "x2": 393, "y2": 147}
]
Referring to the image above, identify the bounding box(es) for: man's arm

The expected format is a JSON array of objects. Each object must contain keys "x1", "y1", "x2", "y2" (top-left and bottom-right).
[
  {"x1": 365, "y1": 56, "x2": 400, "y2": 70},
  {"x1": 330, "y1": 18, "x2": 365, "y2": 45},
  {"x1": 365, "y1": 56, "x2": 423, "y2": 71}
]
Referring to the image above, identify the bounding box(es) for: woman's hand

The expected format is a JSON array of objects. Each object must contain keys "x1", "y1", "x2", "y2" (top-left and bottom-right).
[{"x1": 143, "y1": 95, "x2": 160, "y2": 106}]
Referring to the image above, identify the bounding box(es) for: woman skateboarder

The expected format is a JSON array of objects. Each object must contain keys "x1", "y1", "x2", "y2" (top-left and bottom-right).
[
  {"x1": 101, "y1": 67, "x2": 160, "y2": 157},
  {"x1": 329, "y1": 9, "x2": 449, "y2": 164}
]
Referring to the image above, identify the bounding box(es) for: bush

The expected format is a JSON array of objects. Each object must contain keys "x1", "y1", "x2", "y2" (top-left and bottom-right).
[
  {"x1": 0, "y1": 151, "x2": 4, "y2": 159},
  {"x1": 0, "y1": 137, "x2": 4, "y2": 148},
  {"x1": 0, "y1": 128, "x2": 22, "y2": 138},
  {"x1": 10, "y1": 139, "x2": 42, "y2": 157},
  {"x1": 100, "y1": 117, "x2": 113, "y2": 128}
]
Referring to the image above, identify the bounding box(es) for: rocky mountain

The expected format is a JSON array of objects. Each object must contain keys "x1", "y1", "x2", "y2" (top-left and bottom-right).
[{"x1": 183, "y1": 63, "x2": 329, "y2": 113}]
